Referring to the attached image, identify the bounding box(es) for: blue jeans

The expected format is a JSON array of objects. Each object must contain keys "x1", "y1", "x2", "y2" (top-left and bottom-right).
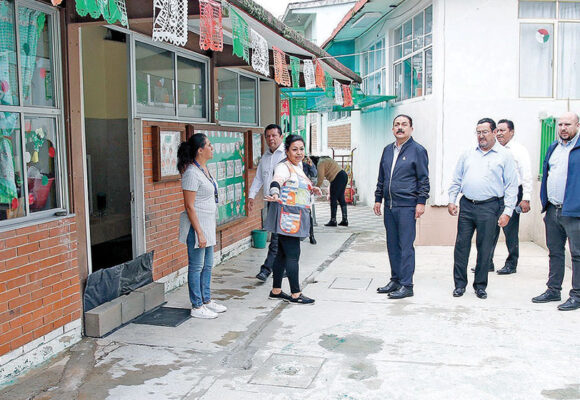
[{"x1": 187, "y1": 227, "x2": 214, "y2": 308}]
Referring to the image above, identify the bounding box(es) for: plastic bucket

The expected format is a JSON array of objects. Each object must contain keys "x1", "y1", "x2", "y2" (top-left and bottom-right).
[{"x1": 251, "y1": 229, "x2": 268, "y2": 248}]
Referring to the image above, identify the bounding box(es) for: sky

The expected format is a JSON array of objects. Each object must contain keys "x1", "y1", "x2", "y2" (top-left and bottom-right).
[{"x1": 251, "y1": 0, "x2": 294, "y2": 19}]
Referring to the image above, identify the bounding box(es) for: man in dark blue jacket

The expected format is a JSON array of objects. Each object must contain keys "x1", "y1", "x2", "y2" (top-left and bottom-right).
[
  {"x1": 374, "y1": 115, "x2": 430, "y2": 299},
  {"x1": 533, "y1": 112, "x2": 580, "y2": 311}
]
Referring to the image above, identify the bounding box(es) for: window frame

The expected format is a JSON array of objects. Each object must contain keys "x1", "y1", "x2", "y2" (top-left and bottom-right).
[
  {"x1": 361, "y1": 38, "x2": 386, "y2": 96},
  {"x1": 0, "y1": 0, "x2": 68, "y2": 229},
  {"x1": 391, "y1": 4, "x2": 433, "y2": 103},
  {"x1": 217, "y1": 68, "x2": 260, "y2": 127},
  {"x1": 131, "y1": 34, "x2": 211, "y2": 122},
  {"x1": 518, "y1": 0, "x2": 580, "y2": 99}
]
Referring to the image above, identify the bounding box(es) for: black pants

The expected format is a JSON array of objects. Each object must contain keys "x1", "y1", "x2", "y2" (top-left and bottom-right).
[
  {"x1": 545, "y1": 204, "x2": 580, "y2": 300},
  {"x1": 329, "y1": 170, "x2": 348, "y2": 220},
  {"x1": 491, "y1": 185, "x2": 523, "y2": 269},
  {"x1": 384, "y1": 206, "x2": 416, "y2": 287},
  {"x1": 453, "y1": 197, "x2": 503, "y2": 291},
  {"x1": 272, "y1": 235, "x2": 301, "y2": 294}
]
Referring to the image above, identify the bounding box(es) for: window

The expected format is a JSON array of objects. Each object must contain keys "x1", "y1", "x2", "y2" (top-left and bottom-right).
[
  {"x1": 361, "y1": 39, "x2": 385, "y2": 96},
  {"x1": 135, "y1": 41, "x2": 209, "y2": 119},
  {"x1": 519, "y1": 0, "x2": 580, "y2": 98},
  {"x1": 393, "y1": 5, "x2": 433, "y2": 101},
  {"x1": 217, "y1": 69, "x2": 258, "y2": 125},
  {"x1": 0, "y1": 1, "x2": 65, "y2": 224},
  {"x1": 328, "y1": 111, "x2": 351, "y2": 122}
]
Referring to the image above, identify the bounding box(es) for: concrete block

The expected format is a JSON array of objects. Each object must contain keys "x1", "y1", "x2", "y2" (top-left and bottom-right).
[
  {"x1": 112, "y1": 291, "x2": 145, "y2": 324},
  {"x1": 135, "y1": 282, "x2": 165, "y2": 311},
  {"x1": 84, "y1": 301, "x2": 122, "y2": 338}
]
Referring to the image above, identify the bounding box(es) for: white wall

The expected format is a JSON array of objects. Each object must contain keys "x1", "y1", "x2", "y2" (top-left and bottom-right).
[{"x1": 292, "y1": 2, "x2": 356, "y2": 45}]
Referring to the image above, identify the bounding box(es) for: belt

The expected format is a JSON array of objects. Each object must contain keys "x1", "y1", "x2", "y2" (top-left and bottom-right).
[
  {"x1": 462, "y1": 196, "x2": 503, "y2": 205},
  {"x1": 549, "y1": 202, "x2": 563, "y2": 209}
]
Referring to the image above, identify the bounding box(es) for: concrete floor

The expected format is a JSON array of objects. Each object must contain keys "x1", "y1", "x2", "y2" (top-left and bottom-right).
[{"x1": 1, "y1": 203, "x2": 579, "y2": 400}]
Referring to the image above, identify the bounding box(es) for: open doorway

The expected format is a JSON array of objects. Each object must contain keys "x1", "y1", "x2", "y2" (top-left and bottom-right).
[{"x1": 81, "y1": 26, "x2": 132, "y2": 272}]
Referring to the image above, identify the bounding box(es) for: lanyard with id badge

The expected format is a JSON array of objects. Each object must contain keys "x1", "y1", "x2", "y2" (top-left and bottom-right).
[{"x1": 193, "y1": 160, "x2": 218, "y2": 204}]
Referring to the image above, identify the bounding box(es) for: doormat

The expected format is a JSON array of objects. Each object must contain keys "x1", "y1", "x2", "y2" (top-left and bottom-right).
[{"x1": 132, "y1": 307, "x2": 191, "y2": 327}]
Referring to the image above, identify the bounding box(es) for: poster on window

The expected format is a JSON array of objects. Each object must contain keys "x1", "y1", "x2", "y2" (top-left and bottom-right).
[{"x1": 152, "y1": 127, "x2": 185, "y2": 182}]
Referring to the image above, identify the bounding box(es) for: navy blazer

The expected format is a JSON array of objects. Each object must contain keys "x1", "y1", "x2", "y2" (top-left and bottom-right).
[
  {"x1": 540, "y1": 137, "x2": 580, "y2": 217},
  {"x1": 374, "y1": 137, "x2": 430, "y2": 207}
]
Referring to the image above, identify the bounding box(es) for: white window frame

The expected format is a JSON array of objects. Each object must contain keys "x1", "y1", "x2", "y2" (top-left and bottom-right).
[
  {"x1": 361, "y1": 38, "x2": 386, "y2": 96},
  {"x1": 327, "y1": 110, "x2": 351, "y2": 125},
  {"x1": 518, "y1": 0, "x2": 580, "y2": 99},
  {"x1": 217, "y1": 68, "x2": 260, "y2": 127},
  {"x1": 392, "y1": 4, "x2": 433, "y2": 103},
  {"x1": 131, "y1": 34, "x2": 211, "y2": 122},
  {"x1": 0, "y1": 0, "x2": 68, "y2": 229}
]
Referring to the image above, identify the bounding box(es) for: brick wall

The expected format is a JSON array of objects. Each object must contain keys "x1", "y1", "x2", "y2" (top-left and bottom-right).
[
  {"x1": 328, "y1": 123, "x2": 351, "y2": 150},
  {"x1": 142, "y1": 121, "x2": 262, "y2": 281},
  {"x1": 0, "y1": 218, "x2": 81, "y2": 356},
  {"x1": 310, "y1": 123, "x2": 318, "y2": 153}
]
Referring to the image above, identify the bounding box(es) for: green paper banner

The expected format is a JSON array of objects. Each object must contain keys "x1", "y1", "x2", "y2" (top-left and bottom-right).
[
  {"x1": 324, "y1": 72, "x2": 333, "y2": 98},
  {"x1": 231, "y1": 8, "x2": 250, "y2": 64},
  {"x1": 290, "y1": 56, "x2": 300, "y2": 89}
]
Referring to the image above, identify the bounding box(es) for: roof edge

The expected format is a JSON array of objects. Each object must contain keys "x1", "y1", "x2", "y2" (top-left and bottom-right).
[
  {"x1": 227, "y1": 0, "x2": 361, "y2": 83},
  {"x1": 321, "y1": 0, "x2": 368, "y2": 48}
]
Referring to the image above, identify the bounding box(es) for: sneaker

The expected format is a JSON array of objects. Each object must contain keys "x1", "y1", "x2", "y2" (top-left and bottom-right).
[
  {"x1": 269, "y1": 290, "x2": 292, "y2": 301},
  {"x1": 190, "y1": 305, "x2": 218, "y2": 319},
  {"x1": 286, "y1": 293, "x2": 315, "y2": 305},
  {"x1": 204, "y1": 300, "x2": 227, "y2": 313}
]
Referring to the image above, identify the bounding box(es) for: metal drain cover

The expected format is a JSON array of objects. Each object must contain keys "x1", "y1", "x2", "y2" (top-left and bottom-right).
[{"x1": 329, "y1": 277, "x2": 372, "y2": 290}]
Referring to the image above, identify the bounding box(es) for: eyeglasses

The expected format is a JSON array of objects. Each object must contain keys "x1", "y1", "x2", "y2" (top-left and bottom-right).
[{"x1": 475, "y1": 130, "x2": 491, "y2": 136}]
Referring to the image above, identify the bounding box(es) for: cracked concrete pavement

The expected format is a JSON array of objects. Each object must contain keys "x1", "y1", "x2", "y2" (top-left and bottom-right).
[{"x1": 1, "y1": 203, "x2": 579, "y2": 400}]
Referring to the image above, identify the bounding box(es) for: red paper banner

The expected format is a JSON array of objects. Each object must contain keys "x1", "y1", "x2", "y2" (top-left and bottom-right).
[
  {"x1": 342, "y1": 85, "x2": 353, "y2": 107},
  {"x1": 281, "y1": 99, "x2": 290, "y2": 116},
  {"x1": 314, "y1": 59, "x2": 325, "y2": 89},
  {"x1": 273, "y1": 46, "x2": 291, "y2": 87},
  {"x1": 199, "y1": 0, "x2": 223, "y2": 51}
]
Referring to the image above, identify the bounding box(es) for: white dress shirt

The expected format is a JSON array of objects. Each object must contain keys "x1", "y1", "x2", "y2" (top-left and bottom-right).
[
  {"x1": 504, "y1": 139, "x2": 532, "y2": 201},
  {"x1": 248, "y1": 142, "x2": 286, "y2": 199}
]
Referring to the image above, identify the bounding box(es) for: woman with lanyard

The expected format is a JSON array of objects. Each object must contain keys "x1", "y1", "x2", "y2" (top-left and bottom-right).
[
  {"x1": 265, "y1": 135, "x2": 322, "y2": 304},
  {"x1": 177, "y1": 133, "x2": 226, "y2": 319}
]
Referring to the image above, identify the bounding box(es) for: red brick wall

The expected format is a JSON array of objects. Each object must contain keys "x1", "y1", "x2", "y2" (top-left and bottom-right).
[
  {"x1": 310, "y1": 123, "x2": 318, "y2": 153},
  {"x1": 0, "y1": 218, "x2": 81, "y2": 356},
  {"x1": 142, "y1": 121, "x2": 262, "y2": 281},
  {"x1": 328, "y1": 123, "x2": 351, "y2": 150}
]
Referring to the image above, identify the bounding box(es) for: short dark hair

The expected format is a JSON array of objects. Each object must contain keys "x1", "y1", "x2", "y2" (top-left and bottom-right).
[
  {"x1": 477, "y1": 118, "x2": 496, "y2": 131},
  {"x1": 497, "y1": 119, "x2": 514, "y2": 131},
  {"x1": 284, "y1": 134, "x2": 304, "y2": 150},
  {"x1": 393, "y1": 114, "x2": 413, "y2": 127},
  {"x1": 264, "y1": 124, "x2": 282, "y2": 136}
]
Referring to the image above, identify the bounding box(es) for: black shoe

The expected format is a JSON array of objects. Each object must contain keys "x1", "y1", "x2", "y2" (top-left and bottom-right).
[
  {"x1": 453, "y1": 287, "x2": 465, "y2": 297},
  {"x1": 256, "y1": 268, "x2": 271, "y2": 282},
  {"x1": 532, "y1": 290, "x2": 561, "y2": 303},
  {"x1": 338, "y1": 219, "x2": 348, "y2": 226},
  {"x1": 286, "y1": 293, "x2": 315, "y2": 304},
  {"x1": 377, "y1": 281, "x2": 401, "y2": 294},
  {"x1": 557, "y1": 297, "x2": 580, "y2": 311},
  {"x1": 471, "y1": 266, "x2": 494, "y2": 273},
  {"x1": 388, "y1": 286, "x2": 413, "y2": 299},
  {"x1": 269, "y1": 290, "x2": 292, "y2": 301},
  {"x1": 475, "y1": 289, "x2": 487, "y2": 299},
  {"x1": 310, "y1": 236, "x2": 317, "y2": 245},
  {"x1": 497, "y1": 266, "x2": 517, "y2": 275},
  {"x1": 325, "y1": 219, "x2": 337, "y2": 227}
]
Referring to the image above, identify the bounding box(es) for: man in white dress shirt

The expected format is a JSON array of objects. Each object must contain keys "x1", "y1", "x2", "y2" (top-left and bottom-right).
[
  {"x1": 248, "y1": 124, "x2": 285, "y2": 281},
  {"x1": 491, "y1": 119, "x2": 533, "y2": 275}
]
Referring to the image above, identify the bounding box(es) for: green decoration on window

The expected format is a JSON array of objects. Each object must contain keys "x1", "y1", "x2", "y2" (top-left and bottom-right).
[
  {"x1": 324, "y1": 72, "x2": 333, "y2": 98},
  {"x1": 75, "y1": 0, "x2": 128, "y2": 27},
  {"x1": 292, "y1": 98, "x2": 307, "y2": 116},
  {"x1": 290, "y1": 56, "x2": 300, "y2": 88},
  {"x1": 230, "y1": 8, "x2": 250, "y2": 64}
]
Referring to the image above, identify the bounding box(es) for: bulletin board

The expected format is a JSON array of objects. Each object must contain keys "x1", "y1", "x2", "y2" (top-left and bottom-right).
[{"x1": 190, "y1": 126, "x2": 247, "y2": 226}]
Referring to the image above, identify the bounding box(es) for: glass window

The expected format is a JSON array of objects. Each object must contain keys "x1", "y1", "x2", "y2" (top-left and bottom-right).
[
  {"x1": 135, "y1": 42, "x2": 175, "y2": 115},
  {"x1": 0, "y1": 0, "x2": 19, "y2": 107},
  {"x1": 19, "y1": 7, "x2": 54, "y2": 107},
  {"x1": 519, "y1": 23, "x2": 554, "y2": 97},
  {"x1": 218, "y1": 69, "x2": 239, "y2": 123},
  {"x1": 0, "y1": 112, "x2": 24, "y2": 220},
  {"x1": 177, "y1": 56, "x2": 206, "y2": 119},
  {"x1": 557, "y1": 22, "x2": 580, "y2": 98},
  {"x1": 394, "y1": 27, "x2": 402, "y2": 60},
  {"x1": 239, "y1": 75, "x2": 257, "y2": 124},
  {"x1": 559, "y1": 2, "x2": 580, "y2": 18},
  {"x1": 368, "y1": 44, "x2": 375, "y2": 73},
  {"x1": 393, "y1": 5, "x2": 433, "y2": 101},
  {"x1": 24, "y1": 116, "x2": 57, "y2": 213},
  {"x1": 425, "y1": 48, "x2": 433, "y2": 95},
  {"x1": 1, "y1": 2, "x2": 64, "y2": 225},
  {"x1": 519, "y1": 1, "x2": 557, "y2": 18}
]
